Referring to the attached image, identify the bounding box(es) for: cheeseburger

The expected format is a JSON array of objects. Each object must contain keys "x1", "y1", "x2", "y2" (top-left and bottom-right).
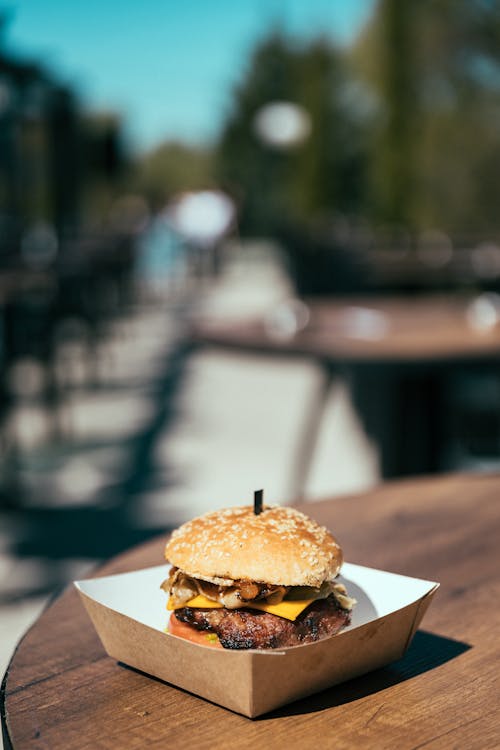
[{"x1": 162, "y1": 504, "x2": 355, "y2": 649}]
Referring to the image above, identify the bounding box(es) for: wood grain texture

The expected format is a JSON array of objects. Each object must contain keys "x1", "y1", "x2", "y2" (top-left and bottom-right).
[{"x1": 3, "y1": 472, "x2": 500, "y2": 749}]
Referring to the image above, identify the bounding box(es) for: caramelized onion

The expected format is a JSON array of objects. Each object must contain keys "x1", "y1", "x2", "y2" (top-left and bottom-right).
[
  {"x1": 167, "y1": 570, "x2": 310, "y2": 609},
  {"x1": 238, "y1": 580, "x2": 260, "y2": 600}
]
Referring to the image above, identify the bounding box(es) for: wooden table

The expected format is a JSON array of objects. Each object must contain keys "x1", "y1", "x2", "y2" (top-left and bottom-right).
[
  {"x1": 192, "y1": 295, "x2": 500, "y2": 363},
  {"x1": 191, "y1": 295, "x2": 500, "y2": 487},
  {"x1": 2, "y1": 472, "x2": 499, "y2": 749}
]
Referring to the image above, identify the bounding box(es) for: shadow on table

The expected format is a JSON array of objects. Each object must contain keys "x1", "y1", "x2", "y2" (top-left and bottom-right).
[{"x1": 262, "y1": 630, "x2": 470, "y2": 719}]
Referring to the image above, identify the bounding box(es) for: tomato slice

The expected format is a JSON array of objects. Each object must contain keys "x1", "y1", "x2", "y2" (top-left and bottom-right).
[{"x1": 168, "y1": 613, "x2": 222, "y2": 648}]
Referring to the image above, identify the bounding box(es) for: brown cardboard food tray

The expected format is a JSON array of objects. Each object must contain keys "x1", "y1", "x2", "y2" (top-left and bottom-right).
[{"x1": 75, "y1": 562, "x2": 438, "y2": 718}]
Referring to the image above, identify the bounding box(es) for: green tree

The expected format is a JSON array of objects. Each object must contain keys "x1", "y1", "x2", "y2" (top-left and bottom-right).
[
  {"x1": 352, "y1": 0, "x2": 500, "y2": 233},
  {"x1": 370, "y1": 0, "x2": 419, "y2": 226},
  {"x1": 132, "y1": 141, "x2": 214, "y2": 210},
  {"x1": 216, "y1": 32, "x2": 368, "y2": 235}
]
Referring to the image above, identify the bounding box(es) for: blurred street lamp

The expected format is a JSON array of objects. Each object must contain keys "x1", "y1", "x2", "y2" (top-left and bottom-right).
[
  {"x1": 165, "y1": 190, "x2": 235, "y2": 248},
  {"x1": 164, "y1": 189, "x2": 236, "y2": 277},
  {"x1": 253, "y1": 101, "x2": 311, "y2": 149}
]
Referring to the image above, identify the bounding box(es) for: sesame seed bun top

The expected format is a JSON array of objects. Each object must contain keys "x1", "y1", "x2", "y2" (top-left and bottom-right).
[{"x1": 164, "y1": 505, "x2": 343, "y2": 588}]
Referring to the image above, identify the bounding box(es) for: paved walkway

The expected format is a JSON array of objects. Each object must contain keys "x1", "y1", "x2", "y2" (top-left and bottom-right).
[{"x1": 0, "y1": 242, "x2": 378, "y2": 724}]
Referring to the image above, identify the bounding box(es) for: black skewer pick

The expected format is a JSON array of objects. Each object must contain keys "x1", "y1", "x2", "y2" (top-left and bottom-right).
[{"x1": 254, "y1": 489, "x2": 263, "y2": 515}]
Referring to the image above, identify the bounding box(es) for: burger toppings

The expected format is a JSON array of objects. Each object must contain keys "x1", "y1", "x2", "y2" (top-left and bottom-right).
[
  {"x1": 162, "y1": 503, "x2": 355, "y2": 649},
  {"x1": 162, "y1": 567, "x2": 290, "y2": 609},
  {"x1": 162, "y1": 567, "x2": 355, "y2": 619}
]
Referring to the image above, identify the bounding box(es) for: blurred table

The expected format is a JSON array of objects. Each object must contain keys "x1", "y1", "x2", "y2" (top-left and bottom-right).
[
  {"x1": 2, "y1": 472, "x2": 499, "y2": 748},
  {"x1": 192, "y1": 294, "x2": 500, "y2": 363},
  {"x1": 191, "y1": 295, "x2": 500, "y2": 487}
]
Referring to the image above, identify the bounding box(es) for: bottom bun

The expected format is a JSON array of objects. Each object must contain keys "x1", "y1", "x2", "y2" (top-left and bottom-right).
[{"x1": 168, "y1": 613, "x2": 222, "y2": 648}]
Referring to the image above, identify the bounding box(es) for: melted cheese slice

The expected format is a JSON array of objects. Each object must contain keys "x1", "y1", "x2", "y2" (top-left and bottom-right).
[{"x1": 167, "y1": 593, "x2": 319, "y2": 621}]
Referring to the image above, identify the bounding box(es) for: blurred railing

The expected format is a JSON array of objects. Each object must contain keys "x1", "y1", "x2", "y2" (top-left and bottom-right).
[{"x1": 277, "y1": 219, "x2": 500, "y2": 297}]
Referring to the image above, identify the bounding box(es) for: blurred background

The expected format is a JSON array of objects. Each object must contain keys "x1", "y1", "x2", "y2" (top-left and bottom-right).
[{"x1": 2, "y1": 0, "x2": 500, "y2": 687}]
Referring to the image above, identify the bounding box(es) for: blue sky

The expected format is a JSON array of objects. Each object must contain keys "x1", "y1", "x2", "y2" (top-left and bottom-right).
[{"x1": 5, "y1": 0, "x2": 375, "y2": 153}]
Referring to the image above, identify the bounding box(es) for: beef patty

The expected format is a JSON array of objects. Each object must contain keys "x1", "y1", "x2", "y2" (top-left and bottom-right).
[{"x1": 173, "y1": 594, "x2": 351, "y2": 649}]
